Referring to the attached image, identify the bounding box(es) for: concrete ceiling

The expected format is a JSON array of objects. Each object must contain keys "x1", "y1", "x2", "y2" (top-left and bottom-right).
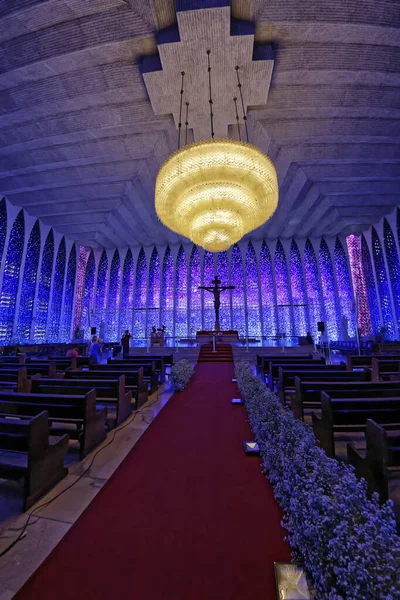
[{"x1": 0, "y1": 0, "x2": 399, "y2": 248}]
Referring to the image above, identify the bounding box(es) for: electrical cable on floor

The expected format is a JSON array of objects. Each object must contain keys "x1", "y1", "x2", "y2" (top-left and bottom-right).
[{"x1": 0, "y1": 391, "x2": 164, "y2": 558}]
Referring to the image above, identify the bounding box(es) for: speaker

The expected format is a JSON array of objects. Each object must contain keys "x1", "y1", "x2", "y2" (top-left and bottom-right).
[
  {"x1": 317, "y1": 321, "x2": 325, "y2": 333},
  {"x1": 91, "y1": 327, "x2": 97, "y2": 335}
]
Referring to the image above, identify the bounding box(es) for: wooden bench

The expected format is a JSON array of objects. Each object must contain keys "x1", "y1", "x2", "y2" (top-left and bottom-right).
[
  {"x1": 278, "y1": 364, "x2": 348, "y2": 405},
  {"x1": 95, "y1": 363, "x2": 158, "y2": 395},
  {"x1": 313, "y1": 393, "x2": 400, "y2": 458},
  {"x1": 257, "y1": 354, "x2": 318, "y2": 382},
  {"x1": 0, "y1": 356, "x2": 25, "y2": 365},
  {"x1": 31, "y1": 375, "x2": 132, "y2": 427},
  {"x1": 293, "y1": 379, "x2": 400, "y2": 421},
  {"x1": 347, "y1": 355, "x2": 375, "y2": 371},
  {"x1": 108, "y1": 357, "x2": 165, "y2": 383},
  {"x1": 1, "y1": 362, "x2": 57, "y2": 378},
  {"x1": 265, "y1": 358, "x2": 326, "y2": 389},
  {"x1": 0, "y1": 410, "x2": 69, "y2": 509},
  {"x1": 31, "y1": 357, "x2": 77, "y2": 371},
  {"x1": 0, "y1": 390, "x2": 107, "y2": 459},
  {"x1": 378, "y1": 343, "x2": 400, "y2": 355},
  {"x1": 0, "y1": 367, "x2": 30, "y2": 392},
  {"x1": 65, "y1": 369, "x2": 148, "y2": 408},
  {"x1": 371, "y1": 357, "x2": 400, "y2": 382}
]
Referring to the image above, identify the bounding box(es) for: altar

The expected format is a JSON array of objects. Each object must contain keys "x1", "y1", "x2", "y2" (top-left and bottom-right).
[{"x1": 196, "y1": 330, "x2": 239, "y2": 344}]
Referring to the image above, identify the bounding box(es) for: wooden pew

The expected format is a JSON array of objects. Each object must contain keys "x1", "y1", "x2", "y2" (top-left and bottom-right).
[
  {"x1": 347, "y1": 355, "x2": 375, "y2": 371},
  {"x1": 31, "y1": 376, "x2": 132, "y2": 427},
  {"x1": 1, "y1": 362, "x2": 57, "y2": 378},
  {"x1": 0, "y1": 390, "x2": 106, "y2": 459},
  {"x1": 265, "y1": 358, "x2": 326, "y2": 389},
  {"x1": 30, "y1": 357, "x2": 77, "y2": 371},
  {"x1": 294, "y1": 379, "x2": 400, "y2": 421},
  {"x1": 257, "y1": 354, "x2": 318, "y2": 382},
  {"x1": 108, "y1": 357, "x2": 165, "y2": 383},
  {"x1": 0, "y1": 410, "x2": 69, "y2": 510},
  {"x1": 278, "y1": 364, "x2": 348, "y2": 405},
  {"x1": 378, "y1": 343, "x2": 400, "y2": 355},
  {"x1": 313, "y1": 393, "x2": 400, "y2": 458},
  {"x1": 95, "y1": 363, "x2": 158, "y2": 395},
  {"x1": 0, "y1": 355, "x2": 25, "y2": 365},
  {"x1": 372, "y1": 357, "x2": 400, "y2": 382},
  {"x1": 65, "y1": 369, "x2": 148, "y2": 408},
  {"x1": 0, "y1": 367, "x2": 30, "y2": 392}
]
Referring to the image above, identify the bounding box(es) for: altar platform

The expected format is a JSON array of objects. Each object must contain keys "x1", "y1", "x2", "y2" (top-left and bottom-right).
[{"x1": 195, "y1": 330, "x2": 239, "y2": 344}]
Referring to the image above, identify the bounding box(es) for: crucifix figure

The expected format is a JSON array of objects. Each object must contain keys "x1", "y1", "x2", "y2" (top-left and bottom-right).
[{"x1": 199, "y1": 276, "x2": 235, "y2": 331}]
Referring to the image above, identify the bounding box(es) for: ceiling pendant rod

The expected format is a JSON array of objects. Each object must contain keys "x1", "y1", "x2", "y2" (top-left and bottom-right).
[
  {"x1": 233, "y1": 96, "x2": 242, "y2": 141},
  {"x1": 177, "y1": 71, "x2": 185, "y2": 150},
  {"x1": 235, "y1": 65, "x2": 249, "y2": 142},
  {"x1": 207, "y1": 50, "x2": 215, "y2": 139},
  {"x1": 185, "y1": 101, "x2": 190, "y2": 146}
]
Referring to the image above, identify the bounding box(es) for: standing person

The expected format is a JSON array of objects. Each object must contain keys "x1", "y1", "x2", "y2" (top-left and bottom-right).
[
  {"x1": 121, "y1": 330, "x2": 132, "y2": 359},
  {"x1": 89, "y1": 338, "x2": 103, "y2": 365}
]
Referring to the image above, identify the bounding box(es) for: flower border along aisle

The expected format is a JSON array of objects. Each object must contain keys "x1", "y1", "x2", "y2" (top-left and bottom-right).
[
  {"x1": 235, "y1": 361, "x2": 400, "y2": 600},
  {"x1": 170, "y1": 359, "x2": 194, "y2": 392}
]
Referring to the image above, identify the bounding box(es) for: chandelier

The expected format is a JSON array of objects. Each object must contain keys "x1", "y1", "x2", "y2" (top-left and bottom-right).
[{"x1": 155, "y1": 55, "x2": 278, "y2": 253}]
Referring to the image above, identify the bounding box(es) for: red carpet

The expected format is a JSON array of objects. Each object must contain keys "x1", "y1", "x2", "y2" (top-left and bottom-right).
[
  {"x1": 198, "y1": 343, "x2": 233, "y2": 362},
  {"x1": 14, "y1": 363, "x2": 290, "y2": 600}
]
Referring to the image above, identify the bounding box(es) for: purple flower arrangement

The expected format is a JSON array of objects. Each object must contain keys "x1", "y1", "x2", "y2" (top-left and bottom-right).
[{"x1": 235, "y1": 361, "x2": 400, "y2": 599}]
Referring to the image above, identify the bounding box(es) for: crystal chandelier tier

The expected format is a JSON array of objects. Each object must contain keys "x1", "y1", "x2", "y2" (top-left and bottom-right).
[{"x1": 155, "y1": 138, "x2": 278, "y2": 253}]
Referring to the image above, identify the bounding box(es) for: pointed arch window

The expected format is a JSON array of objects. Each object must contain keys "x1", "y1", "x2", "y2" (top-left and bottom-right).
[
  {"x1": 361, "y1": 235, "x2": 380, "y2": 335},
  {"x1": 0, "y1": 210, "x2": 24, "y2": 343},
  {"x1": 95, "y1": 250, "x2": 109, "y2": 335},
  {"x1": 119, "y1": 249, "x2": 134, "y2": 338},
  {"x1": 81, "y1": 250, "x2": 96, "y2": 336},
  {"x1": 371, "y1": 227, "x2": 395, "y2": 339},
  {"x1": 275, "y1": 240, "x2": 293, "y2": 336},
  {"x1": 34, "y1": 229, "x2": 54, "y2": 342},
  {"x1": 160, "y1": 247, "x2": 174, "y2": 338},
  {"x1": 245, "y1": 242, "x2": 261, "y2": 336},
  {"x1": 148, "y1": 247, "x2": 161, "y2": 331},
  {"x1": 319, "y1": 239, "x2": 340, "y2": 340},
  {"x1": 289, "y1": 240, "x2": 308, "y2": 336},
  {"x1": 48, "y1": 237, "x2": 66, "y2": 342},
  {"x1": 231, "y1": 244, "x2": 246, "y2": 335},
  {"x1": 107, "y1": 250, "x2": 121, "y2": 341},
  {"x1": 133, "y1": 248, "x2": 147, "y2": 345},
  {"x1": 383, "y1": 219, "x2": 400, "y2": 331},
  {"x1": 61, "y1": 244, "x2": 77, "y2": 341},
  {"x1": 189, "y1": 246, "x2": 202, "y2": 334},
  {"x1": 16, "y1": 220, "x2": 40, "y2": 342},
  {"x1": 203, "y1": 251, "x2": 215, "y2": 330},
  {"x1": 304, "y1": 239, "x2": 323, "y2": 339},
  {"x1": 0, "y1": 198, "x2": 7, "y2": 268},
  {"x1": 334, "y1": 237, "x2": 356, "y2": 338},
  {"x1": 346, "y1": 235, "x2": 371, "y2": 336},
  {"x1": 260, "y1": 241, "x2": 276, "y2": 338},
  {"x1": 217, "y1": 251, "x2": 231, "y2": 330},
  {"x1": 175, "y1": 246, "x2": 188, "y2": 338}
]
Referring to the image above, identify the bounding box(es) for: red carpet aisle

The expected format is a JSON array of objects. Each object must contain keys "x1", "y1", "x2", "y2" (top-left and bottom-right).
[{"x1": 15, "y1": 363, "x2": 290, "y2": 600}]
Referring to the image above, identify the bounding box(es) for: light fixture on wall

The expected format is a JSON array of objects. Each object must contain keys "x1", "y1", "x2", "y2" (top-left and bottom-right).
[{"x1": 155, "y1": 53, "x2": 278, "y2": 253}]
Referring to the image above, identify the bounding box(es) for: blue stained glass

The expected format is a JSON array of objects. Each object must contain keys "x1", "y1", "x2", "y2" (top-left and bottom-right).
[
  {"x1": 245, "y1": 242, "x2": 261, "y2": 336},
  {"x1": 73, "y1": 247, "x2": 89, "y2": 335},
  {"x1": 383, "y1": 218, "x2": 400, "y2": 332},
  {"x1": 95, "y1": 250, "x2": 108, "y2": 336},
  {"x1": 231, "y1": 244, "x2": 246, "y2": 335},
  {"x1": 133, "y1": 248, "x2": 147, "y2": 346},
  {"x1": 371, "y1": 227, "x2": 395, "y2": 339},
  {"x1": 304, "y1": 239, "x2": 324, "y2": 339},
  {"x1": 203, "y1": 251, "x2": 215, "y2": 330},
  {"x1": 189, "y1": 246, "x2": 202, "y2": 335},
  {"x1": 148, "y1": 247, "x2": 160, "y2": 331},
  {"x1": 0, "y1": 210, "x2": 24, "y2": 343},
  {"x1": 289, "y1": 240, "x2": 308, "y2": 336},
  {"x1": 175, "y1": 246, "x2": 188, "y2": 338},
  {"x1": 361, "y1": 235, "x2": 380, "y2": 335},
  {"x1": 61, "y1": 244, "x2": 77, "y2": 342},
  {"x1": 106, "y1": 249, "x2": 121, "y2": 342},
  {"x1": 0, "y1": 198, "x2": 7, "y2": 268},
  {"x1": 275, "y1": 240, "x2": 293, "y2": 336},
  {"x1": 47, "y1": 237, "x2": 66, "y2": 342},
  {"x1": 160, "y1": 246, "x2": 174, "y2": 339},
  {"x1": 319, "y1": 238, "x2": 340, "y2": 340},
  {"x1": 119, "y1": 249, "x2": 134, "y2": 339},
  {"x1": 217, "y1": 251, "x2": 231, "y2": 330},
  {"x1": 334, "y1": 237, "x2": 356, "y2": 338},
  {"x1": 260, "y1": 241, "x2": 277, "y2": 339},
  {"x1": 33, "y1": 229, "x2": 54, "y2": 342},
  {"x1": 81, "y1": 250, "x2": 96, "y2": 337},
  {"x1": 16, "y1": 220, "x2": 40, "y2": 342},
  {"x1": 397, "y1": 209, "x2": 400, "y2": 249}
]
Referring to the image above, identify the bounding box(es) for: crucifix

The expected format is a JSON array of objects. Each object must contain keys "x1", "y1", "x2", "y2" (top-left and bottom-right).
[{"x1": 199, "y1": 276, "x2": 235, "y2": 332}]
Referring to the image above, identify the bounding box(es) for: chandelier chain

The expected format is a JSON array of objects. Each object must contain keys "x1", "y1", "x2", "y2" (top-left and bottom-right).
[
  {"x1": 185, "y1": 102, "x2": 189, "y2": 146},
  {"x1": 235, "y1": 66, "x2": 249, "y2": 143},
  {"x1": 233, "y1": 97, "x2": 241, "y2": 141},
  {"x1": 177, "y1": 71, "x2": 185, "y2": 150},
  {"x1": 207, "y1": 50, "x2": 215, "y2": 139}
]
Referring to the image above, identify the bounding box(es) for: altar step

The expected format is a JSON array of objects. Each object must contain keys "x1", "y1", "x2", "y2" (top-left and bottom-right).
[{"x1": 198, "y1": 344, "x2": 233, "y2": 363}]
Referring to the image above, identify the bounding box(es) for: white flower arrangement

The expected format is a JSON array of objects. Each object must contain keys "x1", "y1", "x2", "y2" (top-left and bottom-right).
[
  {"x1": 235, "y1": 361, "x2": 400, "y2": 599},
  {"x1": 170, "y1": 359, "x2": 194, "y2": 391}
]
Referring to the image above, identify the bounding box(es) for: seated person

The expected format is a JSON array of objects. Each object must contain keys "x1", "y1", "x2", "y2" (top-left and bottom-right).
[{"x1": 66, "y1": 347, "x2": 79, "y2": 358}]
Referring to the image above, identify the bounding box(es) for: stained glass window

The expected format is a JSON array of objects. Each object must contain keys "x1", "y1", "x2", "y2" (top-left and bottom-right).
[
  {"x1": 33, "y1": 229, "x2": 54, "y2": 342},
  {"x1": 81, "y1": 250, "x2": 96, "y2": 337},
  {"x1": 217, "y1": 251, "x2": 231, "y2": 330},
  {"x1": 133, "y1": 248, "x2": 147, "y2": 345},
  {"x1": 245, "y1": 242, "x2": 261, "y2": 336},
  {"x1": 0, "y1": 198, "x2": 6, "y2": 268},
  {"x1": 119, "y1": 249, "x2": 134, "y2": 339},
  {"x1": 106, "y1": 249, "x2": 121, "y2": 341},
  {"x1": 346, "y1": 235, "x2": 371, "y2": 336},
  {"x1": 231, "y1": 244, "x2": 246, "y2": 336},
  {"x1": 361, "y1": 235, "x2": 380, "y2": 335},
  {"x1": 304, "y1": 239, "x2": 324, "y2": 339},
  {"x1": 334, "y1": 237, "x2": 356, "y2": 338},
  {"x1": 160, "y1": 246, "x2": 174, "y2": 339},
  {"x1": 95, "y1": 250, "x2": 108, "y2": 337},
  {"x1": 203, "y1": 251, "x2": 215, "y2": 330},
  {"x1": 148, "y1": 247, "x2": 161, "y2": 331},
  {"x1": 47, "y1": 237, "x2": 66, "y2": 342},
  {"x1": 16, "y1": 220, "x2": 40, "y2": 342},
  {"x1": 319, "y1": 239, "x2": 340, "y2": 340},
  {"x1": 260, "y1": 241, "x2": 277, "y2": 339},
  {"x1": 61, "y1": 244, "x2": 77, "y2": 342},
  {"x1": 275, "y1": 240, "x2": 293, "y2": 337},
  {"x1": 289, "y1": 240, "x2": 308, "y2": 336},
  {"x1": 383, "y1": 219, "x2": 400, "y2": 333},
  {"x1": 175, "y1": 246, "x2": 188, "y2": 338},
  {"x1": 0, "y1": 210, "x2": 24, "y2": 343},
  {"x1": 189, "y1": 246, "x2": 202, "y2": 335},
  {"x1": 371, "y1": 227, "x2": 395, "y2": 339}
]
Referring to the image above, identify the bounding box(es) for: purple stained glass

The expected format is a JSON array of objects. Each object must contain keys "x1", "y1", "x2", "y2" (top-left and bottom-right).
[
  {"x1": 319, "y1": 238, "x2": 340, "y2": 340},
  {"x1": 245, "y1": 242, "x2": 261, "y2": 336},
  {"x1": 133, "y1": 248, "x2": 147, "y2": 346},
  {"x1": 275, "y1": 240, "x2": 293, "y2": 337},
  {"x1": 346, "y1": 235, "x2": 371, "y2": 336},
  {"x1": 371, "y1": 227, "x2": 395, "y2": 339},
  {"x1": 33, "y1": 229, "x2": 54, "y2": 342},
  {"x1": 0, "y1": 198, "x2": 6, "y2": 268},
  {"x1": 260, "y1": 241, "x2": 277, "y2": 339},
  {"x1": 361, "y1": 235, "x2": 380, "y2": 335},
  {"x1": 119, "y1": 248, "x2": 134, "y2": 339},
  {"x1": 189, "y1": 245, "x2": 202, "y2": 335},
  {"x1": 47, "y1": 237, "x2": 67, "y2": 342},
  {"x1": 304, "y1": 239, "x2": 324, "y2": 339},
  {"x1": 231, "y1": 244, "x2": 246, "y2": 335},
  {"x1": 334, "y1": 237, "x2": 356, "y2": 338},
  {"x1": 95, "y1": 250, "x2": 108, "y2": 336},
  {"x1": 383, "y1": 218, "x2": 400, "y2": 333},
  {"x1": 106, "y1": 249, "x2": 121, "y2": 342},
  {"x1": 289, "y1": 240, "x2": 308, "y2": 336},
  {"x1": 148, "y1": 247, "x2": 161, "y2": 331},
  {"x1": 175, "y1": 245, "x2": 188, "y2": 338},
  {"x1": 217, "y1": 251, "x2": 231, "y2": 330},
  {"x1": 81, "y1": 249, "x2": 96, "y2": 337},
  {"x1": 161, "y1": 246, "x2": 174, "y2": 339},
  {"x1": 61, "y1": 244, "x2": 77, "y2": 342},
  {"x1": 73, "y1": 247, "x2": 90, "y2": 335},
  {"x1": 16, "y1": 220, "x2": 40, "y2": 342},
  {"x1": 0, "y1": 210, "x2": 24, "y2": 343},
  {"x1": 203, "y1": 251, "x2": 215, "y2": 330}
]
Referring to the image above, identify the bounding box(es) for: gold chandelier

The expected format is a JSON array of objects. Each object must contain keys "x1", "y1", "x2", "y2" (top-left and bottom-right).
[{"x1": 155, "y1": 138, "x2": 278, "y2": 253}]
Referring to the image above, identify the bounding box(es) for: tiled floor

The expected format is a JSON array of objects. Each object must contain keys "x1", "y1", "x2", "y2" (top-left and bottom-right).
[{"x1": 0, "y1": 383, "x2": 174, "y2": 600}]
